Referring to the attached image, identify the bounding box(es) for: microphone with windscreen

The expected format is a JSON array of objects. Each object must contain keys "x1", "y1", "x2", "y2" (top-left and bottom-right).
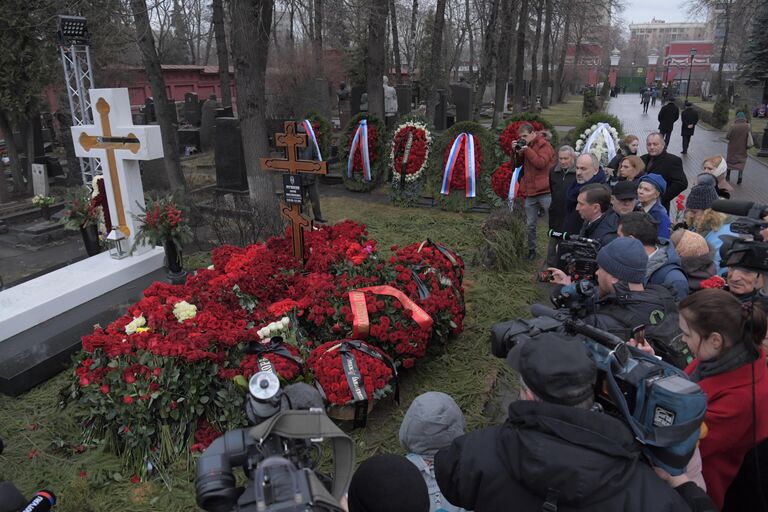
[{"x1": 711, "y1": 199, "x2": 768, "y2": 219}]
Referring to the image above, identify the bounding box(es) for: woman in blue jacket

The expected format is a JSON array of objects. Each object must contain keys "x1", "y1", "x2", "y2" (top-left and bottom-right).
[{"x1": 637, "y1": 174, "x2": 671, "y2": 239}]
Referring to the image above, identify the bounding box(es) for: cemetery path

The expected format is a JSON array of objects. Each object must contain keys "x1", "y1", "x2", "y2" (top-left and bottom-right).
[{"x1": 607, "y1": 94, "x2": 768, "y2": 204}]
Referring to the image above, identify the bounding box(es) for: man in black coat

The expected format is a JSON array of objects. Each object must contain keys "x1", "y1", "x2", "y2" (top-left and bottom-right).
[
  {"x1": 658, "y1": 98, "x2": 680, "y2": 147},
  {"x1": 680, "y1": 101, "x2": 699, "y2": 154},
  {"x1": 640, "y1": 132, "x2": 687, "y2": 211},
  {"x1": 546, "y1": 145, "x2": 577, "y2": 265},
  {"x1": 577, "y1": 183, "x2": 619, "y2": 246},
  {"x1": 434, "y1": 333, "x2": 715, "y2": 512}
]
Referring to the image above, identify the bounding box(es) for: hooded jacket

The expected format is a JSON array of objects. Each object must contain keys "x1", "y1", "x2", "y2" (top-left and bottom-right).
[
  {"x1": 647, "y1": 239, "x2": 689, "y2": 299},
  {"x1": 435, "y1": 400, "x2": 696, "y2": 512},
  {"x1": 679, "y1": 253, "x2": 716, "y2": 292}
]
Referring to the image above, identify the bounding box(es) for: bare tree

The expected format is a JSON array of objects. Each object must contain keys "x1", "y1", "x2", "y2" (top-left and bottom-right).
[
  {"x1": 540, "y1": 0, "x2": 553, "y2": 107},
  {"x1": 492, "y1": 0, "x2": 514, "y2": 127},
  {"x1": 212, "y1": 0, "x2": 232, "y2": 107},
  {"x1": 367, "y1": 1, "x2": 389, "y2": 119},
  {"x1": 313, "y1": 0, "x2": 324, "y2": 72},
  {"x1": 465, "y1": 0, "x2": 475, "y2": 82},
  {"x1": 475, "y1": 0, "x2": 500, "y2": 107},
  {"x1": 389, "y1": 0, "x2": 402, "y2": 82},
  {"x1": 425, "y1": 0, "x2": 448, "y2": 123},
  {"x1": 554, "y1": 2, "x2": 571, "y2": 103},
  {"x1": 529, "y1": 0, "x2": 543, "y2": 110},
  {"x1": 513, "y1": 0, "x2": 529, "y2": 112},
  {"x1": 130, "y1": 0, "x2": 186, "y2": 191}
]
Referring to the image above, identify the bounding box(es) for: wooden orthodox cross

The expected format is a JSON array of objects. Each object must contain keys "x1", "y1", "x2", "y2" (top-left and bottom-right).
[
  {"x1": 71, "y1": 89, "x2": 163, "y2": 255},
  {"x1": 260, "y1": 122, "x2": 328, "y2": 262}
]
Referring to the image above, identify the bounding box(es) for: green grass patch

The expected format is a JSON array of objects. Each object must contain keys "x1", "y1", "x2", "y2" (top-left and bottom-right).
[
  {"x1": 539, "y1": 95, "x2": 584, "y2": 127},
  {"x1": 0, "y1": 195, "x2": 543, "y2": 510}
]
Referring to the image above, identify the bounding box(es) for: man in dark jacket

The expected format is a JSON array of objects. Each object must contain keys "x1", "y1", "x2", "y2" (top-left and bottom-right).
[
  {"x1": 547, "y1": 145, "x2": 577, "y2": 265},
  {"x1": 680, "y1": 102, "x2": 699, "y2": 154},
  {"x1": 563, "y1": 153, "x2": 607, "y2": 234},
  {"x1": 640, "y1": 133, "x2": 687, "y2": 211},
  {"x1": 434, "y1": 329, "x2": 715, "y2": 512},
  {"x1": 517, "y1": 123, "x2": 556, "y2": 260},
  {"x1": 577, "y1": 183, "x2": 619, "y2": 247},
  {"x1": 297, "y1": 122, "x2": 326, "y2": 222},
  {"x1": 658, "y1": 98, "x2": 680, "y2": 147}
]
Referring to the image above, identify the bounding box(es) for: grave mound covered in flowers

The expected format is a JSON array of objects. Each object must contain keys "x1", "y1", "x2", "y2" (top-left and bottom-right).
[{"x1": 70, "y1": 221, "x2": 465, "y2": 476}]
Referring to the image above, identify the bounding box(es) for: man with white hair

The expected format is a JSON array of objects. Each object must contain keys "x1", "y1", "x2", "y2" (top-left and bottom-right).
[
  {"x1": 562, "y1": 153, "x2": 607, "y2": 234},
  {"x1": 547, "y1": 145, "x2": 577, "y2": 265},
  {"x1": 640, "y1": 132, "x2": 687, "y2": 212}
]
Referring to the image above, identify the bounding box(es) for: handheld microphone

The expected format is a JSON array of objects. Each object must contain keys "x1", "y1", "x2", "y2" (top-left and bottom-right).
[
  {"x1": 20, "y1": 490, "x2": 56, "y2": 512},
  {"x1": 711, "y1": 199, "x2": 768, "y2": 220},
  {"x1": 548, "y1": 229, "x2": 599, "y2": 245}
]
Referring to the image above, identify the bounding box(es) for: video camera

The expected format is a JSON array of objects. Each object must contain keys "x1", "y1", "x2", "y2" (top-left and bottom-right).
[
  {"x1": 711, "y1": 199, "x2": 768, "y2": 272},
  {"x1": 195, "y1": 372, "x2": 354, "y2": 512},
  {"x1": 548, "y1": 230, "x2": 601, "y2": 280},
  {"x1": 490, "y1": 305, "x2": 707, "y2": 476},
  {"x1": 550, "y1": 279, "x2": 598, "y2": 317}
]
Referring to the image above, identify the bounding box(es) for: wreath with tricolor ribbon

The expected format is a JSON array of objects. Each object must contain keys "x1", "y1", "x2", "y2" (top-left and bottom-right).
[{"x1": 341, "y1": 113, "x2": 387, "y2": 192}]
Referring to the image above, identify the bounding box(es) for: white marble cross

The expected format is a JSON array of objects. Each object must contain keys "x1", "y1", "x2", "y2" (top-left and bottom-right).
[{"x1": 71, "y1": 88, "x2": 163, "y2": 255}]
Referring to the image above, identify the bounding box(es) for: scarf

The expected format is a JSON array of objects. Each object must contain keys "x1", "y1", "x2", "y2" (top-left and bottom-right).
[{"x1": 689, "y1": 341, "x2": 758, "y2": 382}]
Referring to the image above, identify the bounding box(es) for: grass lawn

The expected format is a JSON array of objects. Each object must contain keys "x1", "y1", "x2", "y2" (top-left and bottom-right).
[
  {"x1": 686, "y1": 99, "x2": 768, "y2": 134},
  {"x1": 0, "y1": 193, "x2": 543, "y2": 511},
  {"x1": 539, "y1": 95, "x2": 584, "y2": 128}
]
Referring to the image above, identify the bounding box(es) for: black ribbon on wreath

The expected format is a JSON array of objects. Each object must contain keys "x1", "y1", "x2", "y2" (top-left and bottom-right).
[
  {"x1": 328, "y1": 340, "x2": 399, "y2": 428},
  {"x1": 418, "y1": 239, "x2": 464, "y2": 286},
  {"x1": 245, "y1": 336, "x2": 305, "y2": 376}
]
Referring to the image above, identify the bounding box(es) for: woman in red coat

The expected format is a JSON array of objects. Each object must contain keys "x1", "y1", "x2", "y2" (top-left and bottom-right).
[{"x1": 678, "y1": 289, "x2": 768, "y2": 509}]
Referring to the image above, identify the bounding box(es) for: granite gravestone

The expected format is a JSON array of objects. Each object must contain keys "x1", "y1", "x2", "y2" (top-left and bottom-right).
[
  {"x1": 200, "y1": 95, "x2": 219, "y2": 150},
  {"x1": 395, "y1": 84, "x2": 412, "y2": 116},
  {"x1": 184, "y1": 92, "x2": 202, "y2": 126},
  {"x1": 216, "y1": 106, "x2": 234, "y2": 118},
  {"x1": 434, "y1": 88, "x2": 448, "y2": 130},
  {"x1": 214, "y1": 117, "x2": 248, "y2": 191},
  {"x1": 350, "y1": 85, "x2": 365, "y2": 116},
  {"x1": 451, "y1": 82, "x2": 473, "y2": 122}
]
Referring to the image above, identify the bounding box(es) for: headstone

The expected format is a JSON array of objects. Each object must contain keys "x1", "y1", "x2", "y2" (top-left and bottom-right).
[
  {"x1": 144, "y1": 97, "x2": 156, "y2": 123},
  {"x1": 450, "y1": 82, "x2": 473, "y2": 122},
  {"x1": 350, "y1": 85, "x2": 365, "y2": 116},
  {"x1": 395, "y1": 85, "x2": 412, "y2": 116},
  {"x1": 214, "y1": 117, "x2": 248, "y2": 191},
  {"x1": 200, "y1": 95, "x2": 219, "y2": 150},
  {"x1": 434, "y1": 88, "x2": 448, "y2": 130},
  {"x1": 71, "y1": 88, "x2": 165, "y2": 253},
  {"x1": 140, "y1": 158, "x2": 170, "y2": 192},
  {"x1": 31, "y1": 163, "x2": 49, "y2": 197},
  {"x1": 178, "y1": 128, "x2": 201, "y2": 154},
  {"x1": 184, "y1": 92, "x2": 202, "y2": 126},
  {"x1": 172, "y1": 100, "x2": 182, "y2": 124},
  {"x1": 216, "y1": 106, "x2": 234, "y2": 118}
]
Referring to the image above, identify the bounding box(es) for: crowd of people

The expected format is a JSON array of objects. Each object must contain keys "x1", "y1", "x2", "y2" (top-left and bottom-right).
[{"x1": 335, "y1": 123, "x2": 768, "y2": 512}]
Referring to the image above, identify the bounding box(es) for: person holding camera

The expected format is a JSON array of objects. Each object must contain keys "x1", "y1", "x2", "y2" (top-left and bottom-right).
[
  {"x1": 631, "y1": 289, "x2": 768, "y2": 510},
  {"x1": 434, "y1": 333, "x2": 714, "y2": 512},
  {"x1": 618, "y1": 212, "x2": 689, "y2": 299},
  {"x1": 516, "y1": 123, "x2": 556, "y2": 260},
  {"x1": 576, "y1": 183, "x2": 619, "y2": 247}
]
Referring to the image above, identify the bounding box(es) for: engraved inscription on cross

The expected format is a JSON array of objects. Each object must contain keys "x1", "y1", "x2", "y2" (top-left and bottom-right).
[
  {"x1": 260, "y1": 121, "x2": 328, "y2": 262},
  {"x1": 71, "y1": 88, "x2": 164, "y2": 255}
]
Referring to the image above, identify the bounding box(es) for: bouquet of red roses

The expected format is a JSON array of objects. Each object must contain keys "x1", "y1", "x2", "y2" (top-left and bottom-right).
[{"x1": 490, "y1": 161, "x2": 516, "y2": 201}]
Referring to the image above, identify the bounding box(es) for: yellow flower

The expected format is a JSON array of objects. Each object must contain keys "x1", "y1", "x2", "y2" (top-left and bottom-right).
[
  {"x1": 125, "y1": 315, "x2": 146, "y2": 335},
  {"x1": 173, "y1": 301, "x2": 197, "y2": 322},
  {"x1": 135, "y1": 327, "x2": 150, "y2": 333}
]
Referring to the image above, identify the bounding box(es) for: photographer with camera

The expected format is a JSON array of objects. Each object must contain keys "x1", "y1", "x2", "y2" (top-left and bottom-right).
[
  {"x1": 575, "y1": 183, "x2": 619, "y2": 247},
  {"x1": 631, "y1": 289, "x2": 768, "y2": 510},
  {"x1": 515, "y1": 123, "x2": 556, "y2": 260},
  {"x1": 434, "y1": 333, "x2": 714, "y2": 512}
]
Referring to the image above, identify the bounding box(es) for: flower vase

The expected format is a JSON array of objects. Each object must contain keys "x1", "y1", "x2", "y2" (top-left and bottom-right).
[
  {"x1": 164, "y1": 239, "x2": 187, "y2": 284},
  {"x1": 80, "y1": 224, "x2": 101, "y2": 256},
  {"x1": 41, "y1": 205, "x2": 51, "y2": 221}
]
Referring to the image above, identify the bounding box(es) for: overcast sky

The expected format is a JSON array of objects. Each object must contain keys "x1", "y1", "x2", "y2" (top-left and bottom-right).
[{"x1": 621, "y1": 0, "x2": 703, "y2": 25}]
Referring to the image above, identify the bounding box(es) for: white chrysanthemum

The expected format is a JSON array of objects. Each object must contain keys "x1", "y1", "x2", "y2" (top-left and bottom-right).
[
  {"x1": 173, "y1": 301, "x2": 197, "y2": 322},
  {"x1": 125, "y1": 315, "x2": 146, "y2": 335}
]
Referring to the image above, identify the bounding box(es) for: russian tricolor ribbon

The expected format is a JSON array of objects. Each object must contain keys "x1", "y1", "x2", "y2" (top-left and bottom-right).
[
  {"x1": 347, "y1": 119, "x2": 372, "y2": 182},
  {"x1": 507, "y1": 165, "x2": 523, "y2": 208},
  {"x1": 440, "y1": 132, "x2": 477, "y2": 198},
  {"x1": 302, "y1": 119, "x2": 322, "y2": 161}
]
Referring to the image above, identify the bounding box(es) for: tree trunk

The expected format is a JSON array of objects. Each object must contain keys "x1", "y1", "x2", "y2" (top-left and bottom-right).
[
  {"x1": 555, "y1": 9, "x2": 571, "y2": 103},
  {"x1": 475, "y1": 0, "x2": 500, "y2": 108},
  {"x1": 230, "y1": 0, "x2": 280, "y2": 229},
  {"x1": 130, "y1": 0, "x2": 186, "y2": 192},
  {"x1": 466, "y1": 0, "x2": 475, "y2": 81},
  {"x1": 25, "y1": 114, "x2": 37, "y2": 194},
  {"x1": 313, "y1": 0, "x2": 324, "y2": 73},
  {"x1": 492, "y1": 0, "x2": 514, "y2": 128},
  {"x1": 513, "y1": 0, "x2": 529, "y2": 112},
  {"x1": 367, "y1": 0, "x2": 389, "y2": 120},
  {"x1": 540, "y1": 0, "x2": 553, "y2": 108},
  {"x1": 0, "y1": 112, "x2": 25, "y2": 195},
  {"x1": 212, "y1": 0, "x2": 232, "y2": 108},
  {"x1": 389, "y1": 0, "x2": 402, "y2": 83},
  {"x1": 425, "y1": 0, "x2": 447, "y2": 124},
  {"x1": 715, "y1": 1, "x2": 731, "y2": 96},
  {"x1": 407, "y1": 0, "x2": 419, "y2": 76},
  {"x1": 530, "y1": 0, "x2": 543, "y2": 111}
]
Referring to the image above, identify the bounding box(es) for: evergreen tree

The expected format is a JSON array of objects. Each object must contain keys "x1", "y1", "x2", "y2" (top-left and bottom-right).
[{"x1": 740, "y1": 0, "x2": 768, "y2": 101}]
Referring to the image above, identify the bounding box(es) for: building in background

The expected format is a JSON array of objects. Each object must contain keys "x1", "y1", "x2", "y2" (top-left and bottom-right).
[{"x1": 629, "y1": 19, "x2": 708, "y2": 50}]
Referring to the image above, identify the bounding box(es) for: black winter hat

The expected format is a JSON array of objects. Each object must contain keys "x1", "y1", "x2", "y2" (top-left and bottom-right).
[
  {"x1": 685, "y1": 184, "x2": 719, "y2": 210},
  {"x1": 348, "y1": 454, "x2": 430, "y2": 512}
]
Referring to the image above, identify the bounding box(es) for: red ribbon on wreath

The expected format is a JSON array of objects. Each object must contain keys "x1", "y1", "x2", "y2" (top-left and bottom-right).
[{"x1": 348, "y1": 285, "x2": 433, "y2": 339}]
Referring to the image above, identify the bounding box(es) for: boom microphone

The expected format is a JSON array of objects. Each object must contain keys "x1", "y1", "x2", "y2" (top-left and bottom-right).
[{"x1": 711, "y1": 199, "x2": 768, "y2": 219}]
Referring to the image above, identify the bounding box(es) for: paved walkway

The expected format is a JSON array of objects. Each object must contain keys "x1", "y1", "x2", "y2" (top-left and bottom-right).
[{"x1": 607, "y1": 94, "x2": 768, "y2": 204}]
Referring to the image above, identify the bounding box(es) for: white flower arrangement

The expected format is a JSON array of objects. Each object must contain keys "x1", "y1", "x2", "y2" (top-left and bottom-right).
[
  {"x1": 173, "y1": 301, "x2": 198, "y2": 322},
  {"x1": 390, "y1": 121, "x2": 431, "y2": 185},
  {"x1": 574, "y1": 121, "x2": 621, "y2": 166},
  {"x1": 257, "y1": 316, "x2": 291, "y2": 340},
  {"x1": 32, "y1": 194, "x2": 55, "y2": 207},
  {"x1": 125, "y1": 315, "x2": 146, "y2": 335}
]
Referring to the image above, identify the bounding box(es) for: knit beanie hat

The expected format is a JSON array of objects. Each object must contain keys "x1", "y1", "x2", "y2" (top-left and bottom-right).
[
  {"x1": 736, "y1": 111, "x2": 746, "y2": 121},
  {"x1": 639, "y1": 173, "x2": 667, "y2": 195},
  {"x1": 348, "y1": 454, "x2": 430, "y2": 512},
  {"x1": 596, "y1": 238, "x2": 648, "y2": 283},
  {"x1": 670, "y1": 229, "x2": 711, "y2": 258},
  {"x1": 685, "y1": 184, "x2": 719, "y2": 210}
]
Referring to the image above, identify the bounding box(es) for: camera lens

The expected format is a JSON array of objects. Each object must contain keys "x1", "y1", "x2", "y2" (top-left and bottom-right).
[{"x1": 196, "y1": 464, "x2": 239, "y2": 512}]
